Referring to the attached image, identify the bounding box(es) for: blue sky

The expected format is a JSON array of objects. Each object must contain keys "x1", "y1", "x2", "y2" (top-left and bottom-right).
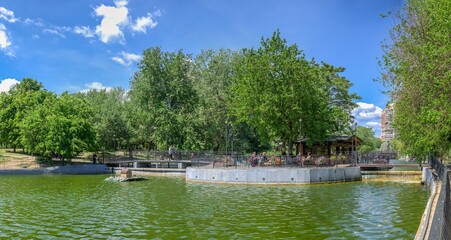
[{"x1": 0, "y1": 0, "x2": 403, "y2": 136}]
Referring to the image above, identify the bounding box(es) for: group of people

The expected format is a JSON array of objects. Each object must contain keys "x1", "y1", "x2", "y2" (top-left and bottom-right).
[
  {"x1": 247, "y1": 152, "x2": 290, "y2": 167},
  {"x1": 245, "y1": 152, "x2": 312, "y2": 167}
]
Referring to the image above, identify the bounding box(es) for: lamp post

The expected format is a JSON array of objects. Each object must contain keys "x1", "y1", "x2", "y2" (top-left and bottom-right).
[
  {"x1": 225, "y1": 121, "x2": 228, "y2": 157},
  {"x1": 231, "y1": 123, "x2": 234, "y2": 165},
  {"x1": 299, "y1": 119, "x2": 302, "y2": 155},
  {"x1": 352, "y1": 122, "x2": 357, "y2": 165}
]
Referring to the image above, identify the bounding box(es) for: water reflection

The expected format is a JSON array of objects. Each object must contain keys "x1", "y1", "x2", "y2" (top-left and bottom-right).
[{"x1": 0, "y1": 175, "x2": 428, "y2": 239}]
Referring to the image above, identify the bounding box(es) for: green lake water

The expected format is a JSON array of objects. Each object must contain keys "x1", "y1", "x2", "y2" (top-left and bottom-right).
[{"x1": 0, "y1": 175, "x2": 428, "y2": 239}]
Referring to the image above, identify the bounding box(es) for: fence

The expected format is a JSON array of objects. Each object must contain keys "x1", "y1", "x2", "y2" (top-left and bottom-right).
[
  {"x1": 101, "y1": 150, "x2": 354, "y2": 168},
  {"x1": 427, "y1": 155, "x2": 451, "y2": 240}
]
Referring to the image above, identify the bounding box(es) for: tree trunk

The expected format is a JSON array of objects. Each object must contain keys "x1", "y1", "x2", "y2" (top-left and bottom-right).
[{"x1": 128, "y1": 141, "x2": 133, "y2": 159}]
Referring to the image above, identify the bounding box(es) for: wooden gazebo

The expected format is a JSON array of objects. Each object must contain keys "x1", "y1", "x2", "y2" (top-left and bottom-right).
[{"x1": 296, "y1": 135, "x2": 362, "y2": 157}]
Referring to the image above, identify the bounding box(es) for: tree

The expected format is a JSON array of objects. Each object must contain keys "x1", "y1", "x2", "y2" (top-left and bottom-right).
[
  {"x1": 130, "y1": 47, "x2": 198, "y2": 150},
  {"x1": 44, "y1": 92, "x2": 96, "y2": 161},
  {"x1": 356, "y1": 126, "x2": 382, "y2": 153},
  {"x1": 81, "y1": 88, "x2": 135, "y2": 156},
  {"x1": 19, "y1": 94, "x2": 56, "y2": 156},
  {"x1": 192, "y1": 49, "x2": 236, "y2": 151},
  {"x1": 231, "y1": 31, "x2": 359, "y2": 154},
  {"x1": 0, "y1": 78, "x2": 51, "y2": 152},
  {"x1": 380, "y1": 0, "x2": 451, "y2": 160}
]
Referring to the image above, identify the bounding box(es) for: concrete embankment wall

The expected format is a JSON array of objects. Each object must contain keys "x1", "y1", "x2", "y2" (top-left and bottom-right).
[
  {"x1": 362, "y1": 171, "x2": 422, "y2": 183},
  {"x1": 0, "y1": 164, "x2": 112, "y2": 175},
  {"x1": 422, "y1": 168, "x2": 451, "y2": 240},
  {"x1": 417, "y1": 167, "x2": 451, "y2": 240},
  {"x1": 186, "y1": 167, "x2": 361, "y2": 184}
]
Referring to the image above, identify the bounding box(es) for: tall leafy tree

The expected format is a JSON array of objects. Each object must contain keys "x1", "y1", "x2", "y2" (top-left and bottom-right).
[
  {"x1": 81, "y1": 88, "x2": 134, "y2": 154},
  {"x1": 192, "y1": 49, "x2": 236, "y2": 151},
  {"x1": 45, "y1": 92, "x2": 96, "y2": 160},
  {"x1": 0, "y1": 78, "x2": 51, "y2": 152},
  {"x1": 231, "y1": 31, "x2": 358, "y2": 154},
  {"x1": 19, "y1": 94, "x2": 56, "y2": 156},
  {"x1": 356, "y1": 126, "x2": 382, "y2": 153},
  {"x1": 130, "y1": 47, "x2": 198, "y2": 150},
  {"x1": 380, "y1": 0, "x2": 451, "y2": 160}
]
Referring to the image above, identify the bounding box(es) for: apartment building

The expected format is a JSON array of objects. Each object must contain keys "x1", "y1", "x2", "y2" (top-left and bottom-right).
[{"x1": 381, "y1": 103, "x2": 396, "y2": 142}]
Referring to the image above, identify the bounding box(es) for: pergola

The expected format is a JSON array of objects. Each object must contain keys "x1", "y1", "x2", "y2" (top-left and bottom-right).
[{"x1": 296, "y1": 135, "x2": 362, "y2": 157}]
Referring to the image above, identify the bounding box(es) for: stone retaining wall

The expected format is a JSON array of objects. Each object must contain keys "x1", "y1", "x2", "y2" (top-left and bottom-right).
[
  {"x1": 0, "y1": 164, "x2": 111, "y2": 175},
  {"x1": 186, "y1": 167, "x2": 361, "y2": 184}
]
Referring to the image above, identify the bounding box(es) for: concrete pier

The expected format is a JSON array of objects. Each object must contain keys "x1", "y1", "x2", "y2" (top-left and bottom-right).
[{"x1": 186, "y1": 167, "x2": 361, "y2": 184}]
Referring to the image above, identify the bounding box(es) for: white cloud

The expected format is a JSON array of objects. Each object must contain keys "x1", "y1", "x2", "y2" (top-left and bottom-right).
[
  {"x1": 74, "y1": 26, "x2": 95, "y2": 38},
  {"x1": 76, "y1": 2, "x2": 160, "y2": 44},
  {"x1": 352, "y1": 102, "x2": 382, "y2": 120},
  {"x1": 0, "y1": 7, "x2": 17, "y2": 23},
  {"x1": 355, "y1": 102, "x2": 375, "y2": 110},
  {"x1": 81, "y1": 82, "x2": 113, "y2": 93},
  {"x1": 0, "y1": 23, "x2": 11, "y2": 49},
  {"x1": 114, "y1": 0, "x2": 128, "y2": 8},
  {"x1": 94, "y1": 1, "x2": 129, "y2": 44},
  {"x1": 112, "y1": 56, "x2": 126, "y2": 66},
  {"x1": 112, "y1": 51, "x2": 142, "y2": 66},
  {"x1": 23, "y1": 18, "x2": 45, "y2": 27},
  {"x1": 43, "y1": 28, "x2": 66, "y2": 38},
  {"x1": 0, "y1": 23, "x2": 13, "y2": 56},
  {"x1": 0, "y1": 78, "x2": 19, "y2": 93},
  {"x1": 131, "y1": 10, "x2": 160, "y2": 33},
  {"x1": 352, "y1": 101, "x2": 384, "y2": 137},
  {"x1": 366, "y1": 121, "x2": 381, "y2": 127}
]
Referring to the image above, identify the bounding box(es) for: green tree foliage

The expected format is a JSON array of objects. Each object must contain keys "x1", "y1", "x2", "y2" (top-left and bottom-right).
[
  {"x1": 20, "y1": 92, "x2": 95, "y2": 160},
  {"x1": 80, "y1": 88, "x2": 135, "y2": 154},
  {"x1": 0, "y1": 78, "x2": 51, "y2": 152},
  {"x1": 356, "y1": 126, "x2": 382, "y2": 153},
  {"x1": 380, "y1": 0, "x2": 451, "y2": 160},
  {"x1": 1, "y1": 31, "x2": 361, "y2": 157},
  {"x1": 192, "y1": 49, "x2": 236, "y2": 151},
  {"x1": 231, "y1": 31, "x2": 359, "y2": 154},
  {"x1": 0, "y1": 78, "x2": 95, "y2": 160},
  {"x1": 130, "y1": 47, "x2": 198, "y2": 150}
]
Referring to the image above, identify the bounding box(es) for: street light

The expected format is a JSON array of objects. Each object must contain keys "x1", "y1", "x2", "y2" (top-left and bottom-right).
[
  {"x1": 225, "y1": 121, "x2": 228, "y2": 157},
  {"x1": 299, "y1": 119, "x2": 302, "y2": 155},
  {"x1": 352, "y1": 122, "x2": 357, "y2": 165}
]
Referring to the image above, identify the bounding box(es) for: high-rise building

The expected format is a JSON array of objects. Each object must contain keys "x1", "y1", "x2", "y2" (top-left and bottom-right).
[{"x1": 381, "y1": 103, "x2": 396, "y2": 142}]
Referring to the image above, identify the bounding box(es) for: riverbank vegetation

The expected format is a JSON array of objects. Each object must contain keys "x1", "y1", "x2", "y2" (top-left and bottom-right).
[
  {"x1": 0, "y1": 31, "x2": 363, "y2": 160},
  {"x1": 380, "y1": 0, "x2": 451, "y2": 161}
]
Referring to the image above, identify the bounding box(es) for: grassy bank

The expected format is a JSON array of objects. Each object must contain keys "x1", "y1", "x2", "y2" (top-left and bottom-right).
[{"x1": 0, "y1": 149, "x2": 92, "y2": 170}]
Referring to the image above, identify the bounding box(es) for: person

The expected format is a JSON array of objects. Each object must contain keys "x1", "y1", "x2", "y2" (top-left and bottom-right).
[
  {"x1": 92, "y1": 153, "x2": 97, "y2": 164},
  {"x1": 259, "y1": 152, "x2": 267, "y2": 166},
  {"x1": 248, "y1": 152, "x2": 257, "y2": 167},
  {"x1": 296, "y1": 152, "x2": 303, "y2": 167},
  {"x1": 168, "y1": 145, "x2": 174, "y2": 160}
]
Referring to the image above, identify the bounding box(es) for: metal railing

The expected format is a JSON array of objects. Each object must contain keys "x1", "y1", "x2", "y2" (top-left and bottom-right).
[
  {"x1": 427, "y1": 155, "x2": 451, "y2": 240},
  {"x1": 100, "y1": 150, "x2": 354, "y2": 168},
  {"x1": 189, "y1": 153, "x2": 353, "y2": 168}
]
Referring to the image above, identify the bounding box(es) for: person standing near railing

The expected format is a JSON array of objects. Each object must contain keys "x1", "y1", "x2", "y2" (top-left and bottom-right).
[
  {"x1": 248, "y1": 152, "x2": 256, "y2": 167},
  {"x1": 259, "y1": 152, "x2": 267, "y2": 166},
  {"x1": 169, "y1": 145, "x2": 175, "y2": 160},
  {"x1": 296, "y1": 152, "x2": 303, "y2": 167}
]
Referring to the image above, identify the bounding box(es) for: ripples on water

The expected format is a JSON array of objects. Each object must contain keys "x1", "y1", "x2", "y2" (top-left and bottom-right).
[{"x1": 0, "y1": 175, "x2": 428, "y2": 239}]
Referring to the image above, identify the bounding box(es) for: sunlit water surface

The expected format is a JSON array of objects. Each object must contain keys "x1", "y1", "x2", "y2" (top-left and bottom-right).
[{"x1": 0, "y1": 175, "x2": 428, "y2": 239}]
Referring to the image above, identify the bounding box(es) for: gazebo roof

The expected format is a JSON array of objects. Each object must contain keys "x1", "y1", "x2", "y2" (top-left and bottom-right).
[{"x1": 296, "y1": 135, "x2": 362, "y2": 146}]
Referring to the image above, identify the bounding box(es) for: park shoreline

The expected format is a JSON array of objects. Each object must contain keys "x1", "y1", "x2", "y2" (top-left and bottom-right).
[{"x1": 0, "y1": 164, "x2": 112, "y2": 175}]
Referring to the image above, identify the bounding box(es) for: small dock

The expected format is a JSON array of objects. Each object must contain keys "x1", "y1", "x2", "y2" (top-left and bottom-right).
[
  {"x1": 358, "y1": 163, "x2": 419, "y2": 171},
  {"x1": 112, "y1": 167, "x2": 186, "y2": 175},
  {"x1": 105, "y1": 159, "x2": 210, "y2": 169},
  {"x1": 105, "y1": 176, "x2": 148, "y2": 182}
]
